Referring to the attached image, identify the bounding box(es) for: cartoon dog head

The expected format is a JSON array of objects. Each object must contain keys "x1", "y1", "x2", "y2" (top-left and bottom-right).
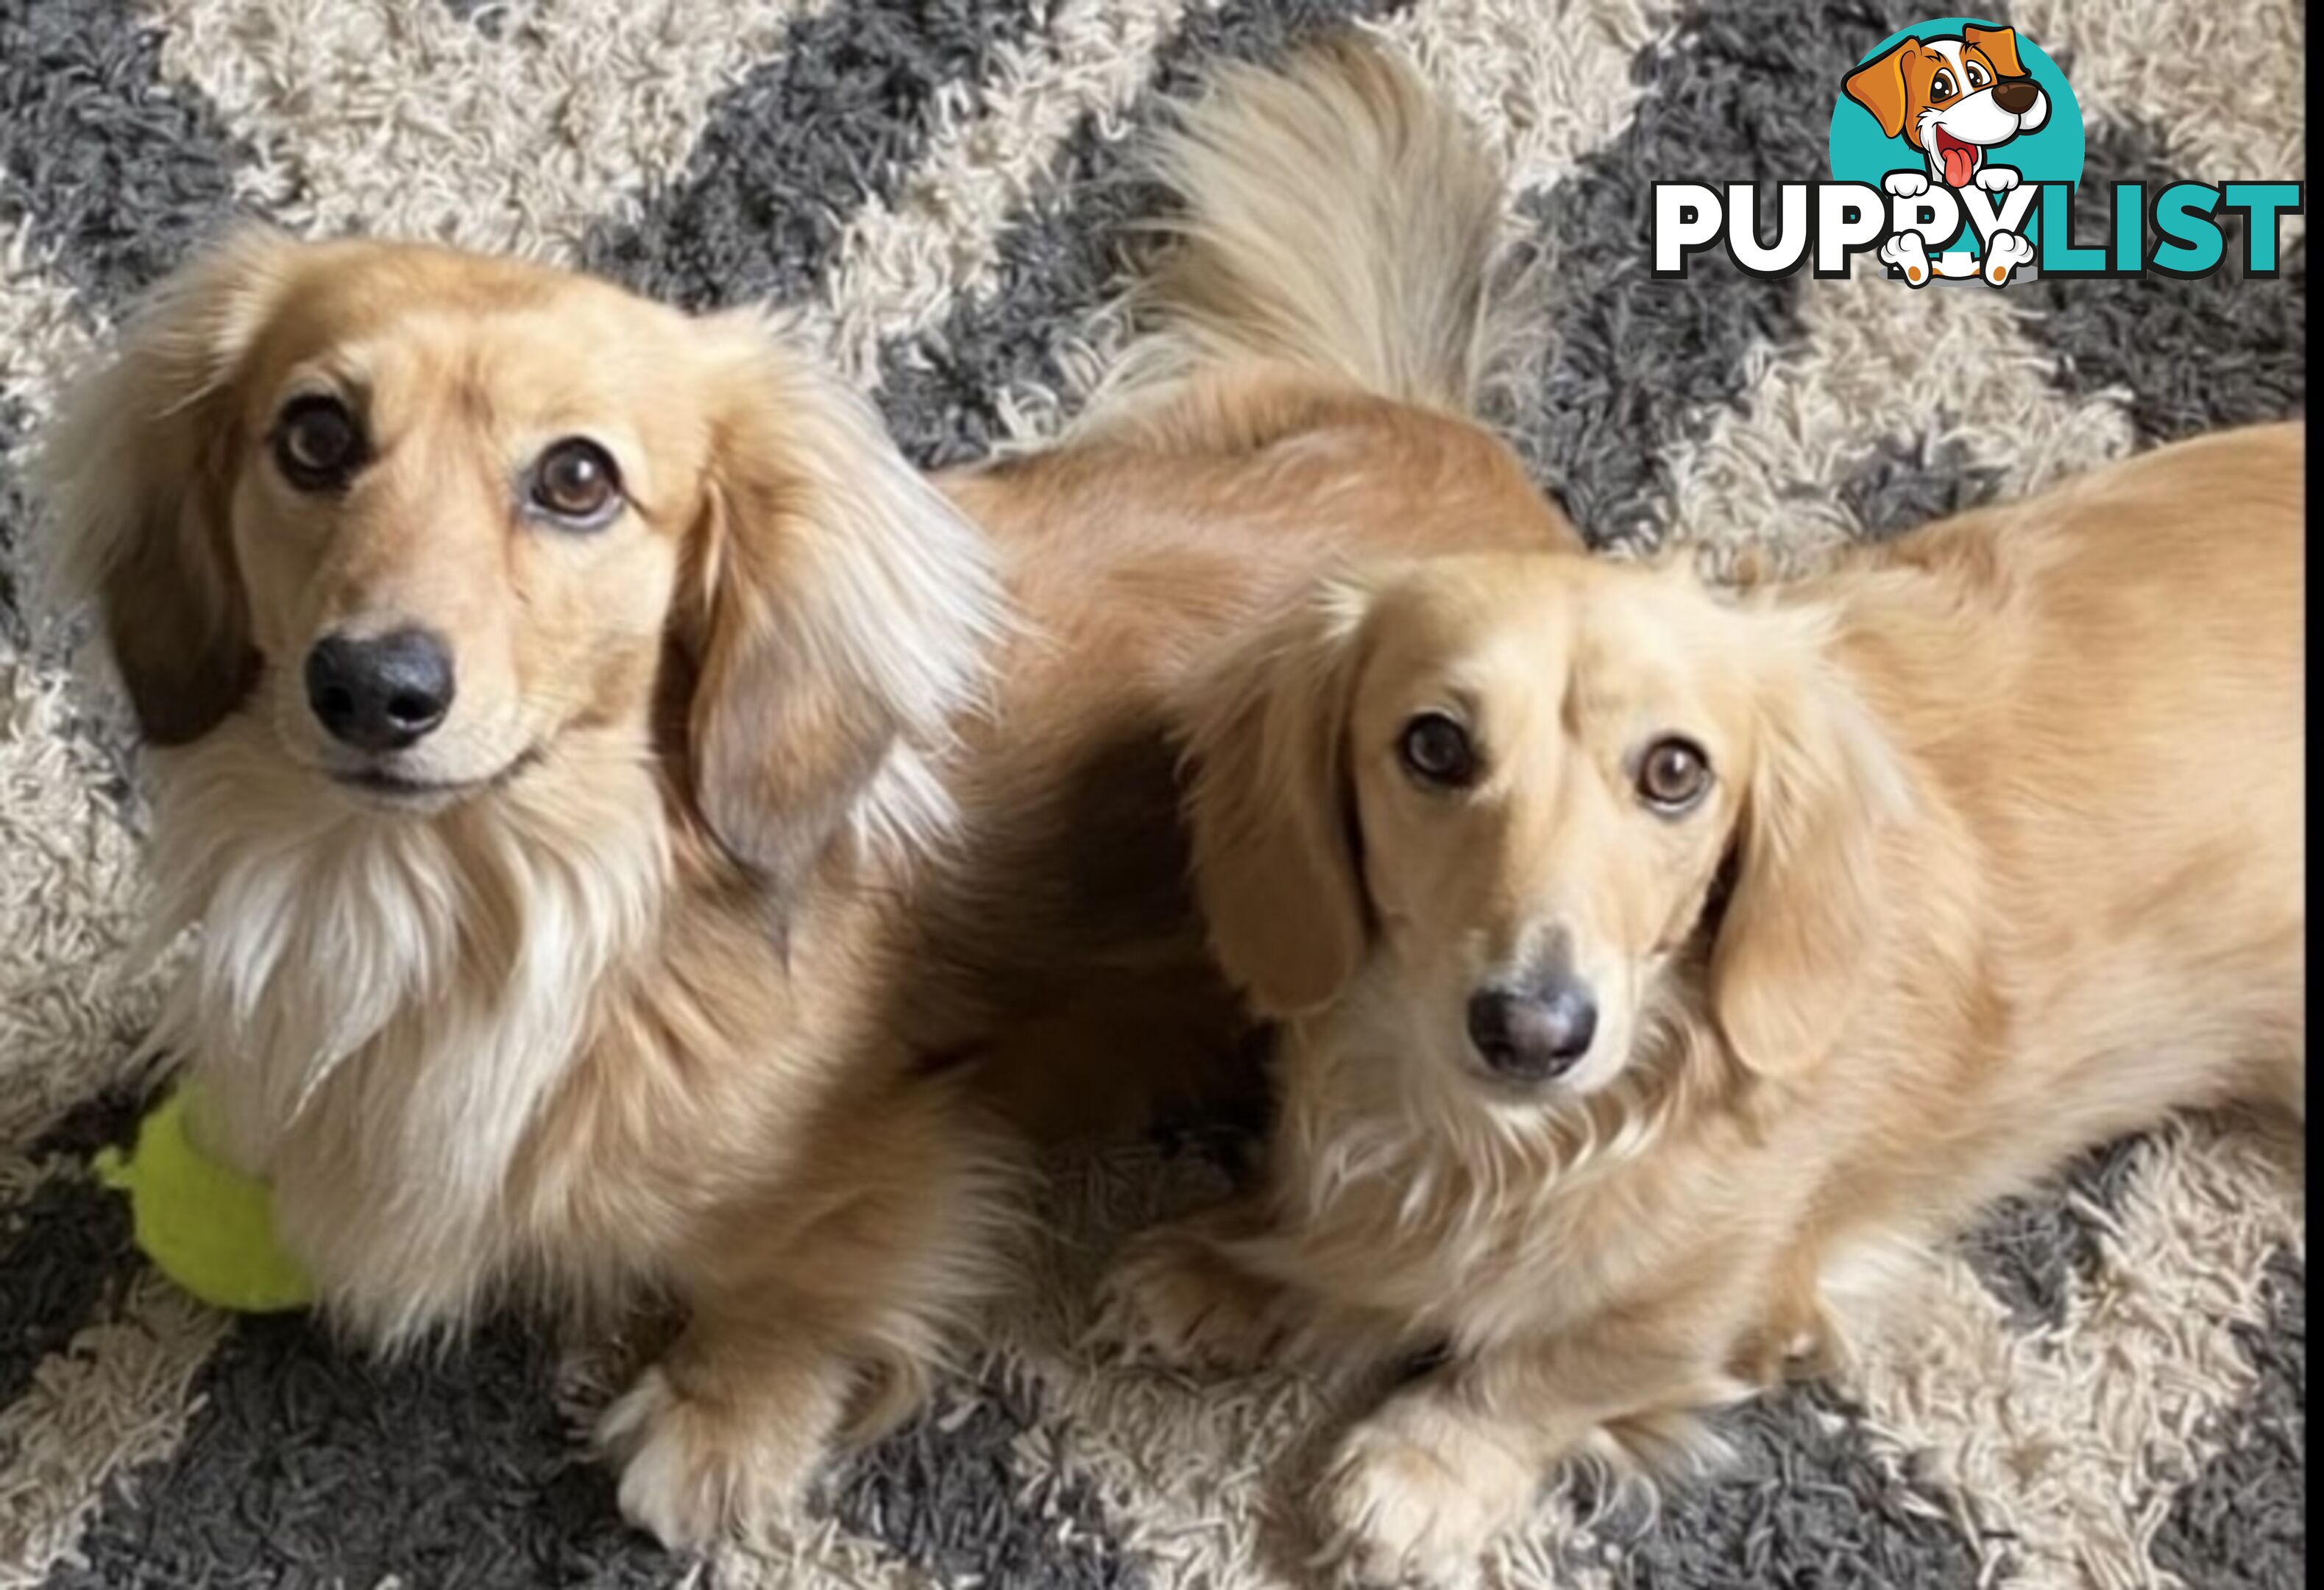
[{"x1": 1844, "y1": 24, "x2": 2049, "y2": 188}]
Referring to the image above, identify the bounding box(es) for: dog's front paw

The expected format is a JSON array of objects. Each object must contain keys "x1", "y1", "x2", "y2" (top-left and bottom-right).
[
  {"x1": 1882, "y1": 170, "x2": 1930, "y2": 198},
  {"x1": 598, "y1": 1365, "x2": 821, "y2": 1552},
  {"x1": 1878, "y1": 230, "x2": 1934, "y2": 286},
  {"x1": 1974, "y1": 164, "x2": 2021, "y2": 193},
  {"x1": 1317, "y1": 1395, "x2": 1540, "y2": 1586},
  {"x1": 1092, "y1": 1223, "x2": 1294, "y2": 1374}
]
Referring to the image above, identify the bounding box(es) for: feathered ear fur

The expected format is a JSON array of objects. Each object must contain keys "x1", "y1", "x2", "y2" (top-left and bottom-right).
[
  {"x1": 677, "y1": 314, "x2": 1005, "y2": 903},
  {"x1": 40, "y1": 227, "x2": 302, "y2": 745},
  {"x1": 1179, "y1": 573, "x2": 1376, "y2": 1017},
  {"x1": 1710, "y1": 607, "x2": 1915, "y2": 1078}
]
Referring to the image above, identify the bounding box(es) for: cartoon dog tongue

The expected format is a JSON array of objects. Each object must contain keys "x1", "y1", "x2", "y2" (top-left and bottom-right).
[{"x1": 1934, "y1": 130, "x2": 1978, "y2": 187}]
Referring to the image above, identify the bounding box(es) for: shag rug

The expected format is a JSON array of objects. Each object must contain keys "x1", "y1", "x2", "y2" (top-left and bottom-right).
[{"x1": 0, "y1": 1, "x2": 2305, "y2": 1586}]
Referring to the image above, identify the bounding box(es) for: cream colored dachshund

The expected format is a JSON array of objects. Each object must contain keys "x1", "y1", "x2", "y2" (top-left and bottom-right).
[{"x1": 1102, "y1": 422, "x2": 2303, "y2": 1582}]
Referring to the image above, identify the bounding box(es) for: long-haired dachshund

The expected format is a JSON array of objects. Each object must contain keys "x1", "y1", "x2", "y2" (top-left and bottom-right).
[
  {"x1": 40, "y1": 37, "x2": 1573, "y2": 1549},
  {"x1": 1101, "y1": 423, "x2": 2304, "y2": 1581}
]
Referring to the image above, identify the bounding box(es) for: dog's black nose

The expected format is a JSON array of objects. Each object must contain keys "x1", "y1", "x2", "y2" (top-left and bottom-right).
[
  {"x1": 1993, "y1": 80, "x2": 2038, "y2": 115},
  {"x1": 1466, "y1": 979, "x2": 1598, "y2": 1083},
  {"x1": 305, "y1": 629, "x2": 456, "y2": 752}
]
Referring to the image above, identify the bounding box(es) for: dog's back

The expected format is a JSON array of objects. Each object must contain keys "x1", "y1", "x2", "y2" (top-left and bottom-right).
[
  {"x1": 924, "y1": 37, "x2": 1576, "y2": 1137},
  {"x1": 1825, "y1": 423, "x2": 2303, "y2": 1212},
  {"x1": 2002, "y1": 424, "x2": 2301, "y2": 1120}
]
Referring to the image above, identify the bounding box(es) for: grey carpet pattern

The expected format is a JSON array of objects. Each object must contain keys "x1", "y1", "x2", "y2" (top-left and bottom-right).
[{"x1": 0, "y1": 1, "x2": 2303, "y2": 1586}]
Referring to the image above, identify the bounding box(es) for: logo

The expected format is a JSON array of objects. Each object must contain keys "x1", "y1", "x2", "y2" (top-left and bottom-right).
[
  {"x1": 1652, "y1": 18, "x2": 2300, "y2": 288},
  {"x1": 1833, "y1": 20, "x2": 2078, "y2": 283}
]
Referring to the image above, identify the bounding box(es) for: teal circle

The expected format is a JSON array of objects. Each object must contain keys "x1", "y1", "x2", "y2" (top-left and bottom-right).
[{"x1": 1828, "y1": 18, "x2": 2083, "y2": 257}]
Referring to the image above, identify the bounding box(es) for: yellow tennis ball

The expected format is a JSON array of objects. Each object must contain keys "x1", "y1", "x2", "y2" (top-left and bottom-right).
[{"x1": 94, "y1": 1087, "x2": 313, "y2": 1315}]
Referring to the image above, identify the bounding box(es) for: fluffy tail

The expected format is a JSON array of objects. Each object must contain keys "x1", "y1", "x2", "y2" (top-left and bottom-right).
[{"x1": 1110, "y1": 32, "x2": 1509, "y2": 416}]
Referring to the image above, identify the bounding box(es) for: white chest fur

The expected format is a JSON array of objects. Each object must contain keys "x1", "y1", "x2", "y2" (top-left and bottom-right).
[{"x1": 143, "y1": 722, "x2": 669, "y2": 1342}]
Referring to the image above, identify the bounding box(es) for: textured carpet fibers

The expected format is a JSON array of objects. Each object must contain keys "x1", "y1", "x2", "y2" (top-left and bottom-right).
[{"x1": 0, "y1": 1, "x2": 2304, "y2": 1587}]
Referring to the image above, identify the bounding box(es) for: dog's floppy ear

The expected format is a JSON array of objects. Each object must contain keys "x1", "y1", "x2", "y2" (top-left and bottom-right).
[
  {"x1": 1710, "y1": 610, "x2": 1913, "y2": 1080},
  {"x1": 1842, "y1": 39, "x2": 1920, "y2": 141},
  {"x1": 679, "y1": 315, "x2": 1002, "y2": 903},
  {"x1": 1963, "y1": 24, "x2": 2025, "y2": 79},
  {"x1": 40, "y1": 227, "x2": 299, "y2": 745},
  {"x1": 1180, "y1": 574, "x2": 1375, "y2": 1017}
]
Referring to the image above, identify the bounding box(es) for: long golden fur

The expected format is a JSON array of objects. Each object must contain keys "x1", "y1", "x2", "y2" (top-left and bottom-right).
[
  {"x1": 1100, "y1": 422, "x2": 2305, "y2": 1582},
  {"x1": 39, "y1": 35, "x2": 1575, "y2": 1552}
]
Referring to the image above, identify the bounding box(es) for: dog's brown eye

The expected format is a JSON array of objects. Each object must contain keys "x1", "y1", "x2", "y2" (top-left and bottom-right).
[
  {"x1": 529, "y1": 438, "x2": 623, "y2": 527},
  {"x1": 1637, "y1": 736, "x2": 1712, "y2": 812},
  {"x1": 1399, "y1": 713, "x2": 1478, "y2": 789},
  {"x1": 1930, "y1": 68, "x2": 1957, "y2": 99},
  {"x1": 273, "y1": 395, "x2": 366, "y2": 492}
]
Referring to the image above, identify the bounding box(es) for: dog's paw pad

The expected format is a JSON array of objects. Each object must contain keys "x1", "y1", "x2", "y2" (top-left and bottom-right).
[
  {"x1": 1878, "y1": 230, "x2": 1933, "y2": 286},
  {"x1": 1983, "y1": 230, "x2": 2036, "y2": 286}
]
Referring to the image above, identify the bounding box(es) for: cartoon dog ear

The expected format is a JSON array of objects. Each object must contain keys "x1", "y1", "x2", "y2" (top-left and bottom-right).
[
  {"x1": 1178, "y1": 573, "x2": 1376, "y2": 1018},
  {"x1": 676, "y1": 314, "x2": 1003, "y2": 906},
  {"x1": 40, "y1": 227, "x2": 300, "y2": 745},
  {"x1": 1710, "y1": 607, "x2": 1915, "y2": 1081},
  {"x1": 1963, "y1": 24, "x2": 2026, "y2": 80},
  {"x1": 1842, "y1": 39, "x2": 1920, "y2": 141}
]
